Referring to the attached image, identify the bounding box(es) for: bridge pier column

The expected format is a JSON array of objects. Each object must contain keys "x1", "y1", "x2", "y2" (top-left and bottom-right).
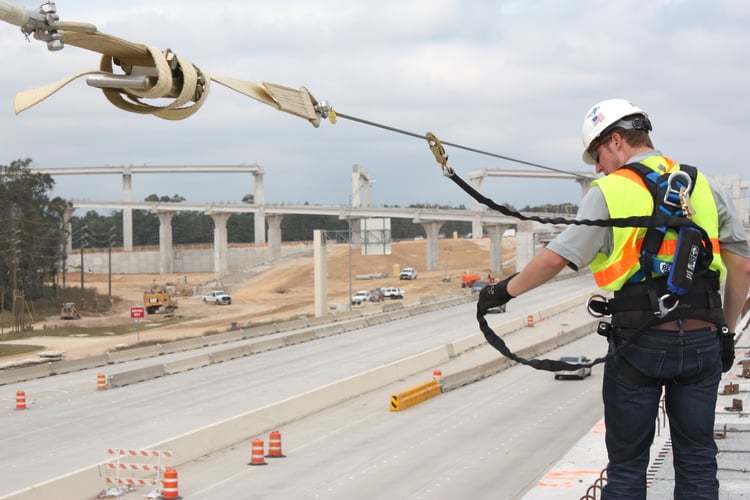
[
  {"x1": 484, "y1": 224, "x2": 509, "y2": 275},
  {"x1": 253, "y1": 170, "x2": 266, "y2": 244},
  {"x1": 122, "y1": 169, "x2": 133, "y2": 251},
  {"x1": 266, "y1": 215, "x2": 284, "y2": 260},
  {"x1": 313, "y1": 230, "x2": 327, "y2": 317},
  {"x1": 515, "y1": 220, "x2": 537, "y2": 270},
  {"x1": 419, "y1": 221, "x2": 444, "y2": 271},
  {"x1": 156, "y1": 211, "x2": 174, "y2": 274},
  {"x1": 471, "y1": 176, "x2": 484, "y2": 239},
  {"x1": 209, "y1": 213, "x2": 231, "y2": 276}
]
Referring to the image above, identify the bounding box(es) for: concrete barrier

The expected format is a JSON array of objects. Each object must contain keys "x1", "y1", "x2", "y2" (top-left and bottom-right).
[
  {"x1": 209, "y1": 346, "x2": 251, "y2": 364},
  {"x1": 0, "y1": 363, "x2": 52, "y2": 386},
  {"x1": 332, "y1": 310, "x2": 364, "y2": 322},
  {"x1": 284, "y1": 331, "x2": 318, "y2": 347},
  {"x1": 203, "y1": 331, "x2": 244, "y2": 346},
  {"x1": 314, "y1": 324, "x2": 346, "y2": 338},
  {"x1": 419, "y1": 295, "x2": 436, "y2": 304},
  {"x1": 275, "y1": 318, "x2": 309, "y2": 333},
  {"x1": 446, "y1": 333, "x2": 485, "y2": 359},
  {"x1": 388, "y1": 309, "x2": 411, "y2": 322},
  {"x1": 250, "y1": 337, "x2": 286, "y2": 354},
  {"x1": 407, "y1": 304, "x2": 432, "y2": 316},
  {"x1": 242, "y1": 323, "x2": 279, "y2": 338},
  {"x1": 163, "y1": 354, "x2": 212, "y2": 375},
  {"x1": 162, "y1": 337, "x2": 206, "y2": 354},
  {"x1": 382, "y1": 302, "x2": 404, "y2": 312},
  {"x1": 341, "y1": 318, "x2": 368, "y2": 332},
  {"x1": 50, "y1": 355, "x2": 109, "y2": 376},
  {"x1": 107, "y1": 344, "x2": 162, "y2": 364},
  {"x1": 107, "y1": 365, "x2": 165, "y2": 388},
  {"x1": 364, "y1": 314, "x2": 390, "y2": 327},
  {"x1": 441, "y1": 356, "x2": 514, "y2": 392}
]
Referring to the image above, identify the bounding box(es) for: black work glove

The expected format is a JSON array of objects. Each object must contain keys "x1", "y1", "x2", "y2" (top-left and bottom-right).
[
  {"x1": 720, "y1": 327, "x2": 735, "y2": 373},
  {"x1": 477, "y1": 273, "x2": 518, "y2": 315}
]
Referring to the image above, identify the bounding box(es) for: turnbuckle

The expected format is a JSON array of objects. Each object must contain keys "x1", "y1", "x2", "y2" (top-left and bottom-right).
[{"x1": 425, "y1": 132, "x2": 454, "y2": 176}]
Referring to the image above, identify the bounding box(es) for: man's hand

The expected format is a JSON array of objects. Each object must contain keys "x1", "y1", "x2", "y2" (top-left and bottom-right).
[{"x1": 477, "y1": 273, "x2": 518, "y2": 315}]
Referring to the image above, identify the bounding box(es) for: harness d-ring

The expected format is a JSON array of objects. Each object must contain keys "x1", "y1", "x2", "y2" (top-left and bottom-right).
[{"x1": 586, "y1": 294, "x2": 609, "y2": 318}]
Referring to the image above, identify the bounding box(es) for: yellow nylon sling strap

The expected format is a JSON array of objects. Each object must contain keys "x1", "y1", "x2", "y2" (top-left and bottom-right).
[{"x1": 9, "y1": 15, "x2": 321, "y2": 124}]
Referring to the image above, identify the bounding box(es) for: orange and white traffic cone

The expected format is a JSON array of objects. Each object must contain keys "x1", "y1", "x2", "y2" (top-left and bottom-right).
[
  {"x1": 160, "y1": 467, "x2": 181, "y2": 499},
  {"x1": 15, "y1": 390, "x2": 26, "y2": 410},
  {"x1": 248, "y1": 438, "x2": 267, "y2": 466},
  {"x1": 527, "y1": 314, "x2": 535, "y2": 327},
  {"x1": 266, "y1": 430, "x2": 285, "y2": 458},
  {"x1": 97, "y1": 373, "x2": 107, "y2": 391}
]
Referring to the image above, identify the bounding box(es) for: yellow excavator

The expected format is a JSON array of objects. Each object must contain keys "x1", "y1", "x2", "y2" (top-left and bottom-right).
[
  {"x1": 60, "y1": 302, "x2": 80, "y2": 320},
  {"x1": 143, "y1": 286, "x2": 178, "y2": 314}
]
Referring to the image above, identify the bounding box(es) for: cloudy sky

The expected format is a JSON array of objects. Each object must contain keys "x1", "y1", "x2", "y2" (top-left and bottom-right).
[{"x1": 1, "y1": 0, "x2": 748, "y2": 211}]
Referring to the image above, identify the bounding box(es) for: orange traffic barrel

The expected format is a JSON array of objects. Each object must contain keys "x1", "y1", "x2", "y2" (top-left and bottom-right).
[
  {"x1": 16, "y1": 390, "x2": 26, "y2": 410},
  {"x1": 160, "y1": 467, "x2": 181, "y2": 499},
  {"x1": 248, "y1": 438, "x2": 267, "y2": 466},
  {"x1": 266, "y1": 430, "x2": 285, "y2": 458},
  {"x1": 527, "y1": 314, "x2": 535, "y2": 327},
  {"x1": 97, "y1": 373, "x2": 107, "y2": 391}
]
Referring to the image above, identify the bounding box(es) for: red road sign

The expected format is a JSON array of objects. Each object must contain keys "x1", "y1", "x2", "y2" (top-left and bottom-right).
[{"x1": 130, "y1": 306, "x2": 145, "y2": 319}]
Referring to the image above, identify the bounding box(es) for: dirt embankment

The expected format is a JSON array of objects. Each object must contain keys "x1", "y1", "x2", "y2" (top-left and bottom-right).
[{"x1": 1, "y1": 238, "x2": 513, "y2": 363}]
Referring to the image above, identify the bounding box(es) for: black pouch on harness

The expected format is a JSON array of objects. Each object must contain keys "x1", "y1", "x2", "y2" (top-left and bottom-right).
[
  {"x1": 720, "y1": 326, "x2": 735, "y2": 372},
  {"x1": 667, "y1": 225, "x2": 704, "y2": 295}
]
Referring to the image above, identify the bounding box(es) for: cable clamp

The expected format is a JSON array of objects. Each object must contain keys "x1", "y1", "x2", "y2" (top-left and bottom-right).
[
  {"x1": 425, "y1": 132, "x2": 453, "y2": 176},
  {"x1": 314, "y1": 100, "x2": 337, "y2": 124}
]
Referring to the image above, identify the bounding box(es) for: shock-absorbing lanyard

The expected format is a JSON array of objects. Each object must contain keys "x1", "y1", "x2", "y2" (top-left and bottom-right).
[{"x1": 425, "y1": 132, "x2": 714, "y2": 372}]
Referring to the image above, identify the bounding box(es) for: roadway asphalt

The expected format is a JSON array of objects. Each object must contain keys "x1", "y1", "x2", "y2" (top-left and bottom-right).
[
  {"x1": 4, "y1": 274, "x2": 747, "y2": 500},
  {"x1": 1, "y1": 274, "x2": 601, "y2": 499}
]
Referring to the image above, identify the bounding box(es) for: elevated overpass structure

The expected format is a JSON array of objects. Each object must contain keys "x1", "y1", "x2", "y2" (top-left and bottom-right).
[{"x1": 35, "y1": 164, "x2": 748, "y2": 279}]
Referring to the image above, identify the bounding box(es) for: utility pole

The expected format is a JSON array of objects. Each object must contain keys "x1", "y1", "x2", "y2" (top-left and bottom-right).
[{"x1": 108, "y1": 227, "x2": 116, "y2": 297}]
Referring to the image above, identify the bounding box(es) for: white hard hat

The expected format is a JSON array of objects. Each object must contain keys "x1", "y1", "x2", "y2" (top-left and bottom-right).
[{"x1": 581, "y1": 99, "x2": 650, "y2": 164}]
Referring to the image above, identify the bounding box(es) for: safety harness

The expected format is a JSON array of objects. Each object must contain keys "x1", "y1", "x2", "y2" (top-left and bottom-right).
[{"x1": 426, "y1": 133, "x2": 729, "y2": 379}]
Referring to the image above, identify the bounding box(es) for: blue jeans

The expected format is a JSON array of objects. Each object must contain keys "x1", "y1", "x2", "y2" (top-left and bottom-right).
[{"x1": 602, "y1": 325, "x2": 721, "y2": 500}]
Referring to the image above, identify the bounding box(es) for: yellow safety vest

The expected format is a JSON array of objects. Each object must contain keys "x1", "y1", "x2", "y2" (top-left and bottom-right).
[{"x1": 589, "y1": 156, "x2": 724, "y2": 291}]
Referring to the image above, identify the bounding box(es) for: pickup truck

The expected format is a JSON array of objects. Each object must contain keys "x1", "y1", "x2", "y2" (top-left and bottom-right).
[
  {"x1": 202, "y1": 290, "x2": 232, "y2": 305},
  {"x1": 380, "y1": 287, "x2": 405, "y2": 299},
  {"x1": 351, "y1": 290, "x2": 371, "y2": 305},
  {"x1": 399, "y1": 267, "x2": 418, "y2": 280}
]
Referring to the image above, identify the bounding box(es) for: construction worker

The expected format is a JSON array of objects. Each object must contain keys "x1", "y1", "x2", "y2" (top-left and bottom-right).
[{"x1": 478, "y1": 99, "x2": 750, "y2": 499}]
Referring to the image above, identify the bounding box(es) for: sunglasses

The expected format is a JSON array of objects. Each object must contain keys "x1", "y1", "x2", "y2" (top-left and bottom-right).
[{"x1": 588, "y1": 134, "x2": 611, "y2": 164}]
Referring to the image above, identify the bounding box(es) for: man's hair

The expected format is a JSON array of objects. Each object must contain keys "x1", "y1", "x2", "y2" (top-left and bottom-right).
[{"x1": 613, "y1": 127, "x2": 654, "y2": 149}]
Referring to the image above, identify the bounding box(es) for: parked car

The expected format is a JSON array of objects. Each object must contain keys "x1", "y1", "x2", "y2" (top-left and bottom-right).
[
  {"x1": 351, "y1": 290, "x2": 371, "y2": 305},
  {"x1": 399, "y1": 267, "x2": 418, "y2": 280},
  {"x1": 554, "y1": 355, "x2": 592, "y2": 380},
  {"x1": 369, "y1": 289, "x2": 385, "y2": 302},
  {"x1": 380, "y1": 286, "x2": 405, "y2": 299}
]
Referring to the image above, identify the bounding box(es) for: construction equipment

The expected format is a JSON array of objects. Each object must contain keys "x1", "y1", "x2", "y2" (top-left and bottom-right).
[
  {"x1": 143, "y1": 286, "x2": 178, "y2": 314},
  {"x1": 461, "y1": 272, "x2": 482, "y2": 288},
  {"x1": 60, "y1": 302, "x2": 80, "y2": 319}
]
